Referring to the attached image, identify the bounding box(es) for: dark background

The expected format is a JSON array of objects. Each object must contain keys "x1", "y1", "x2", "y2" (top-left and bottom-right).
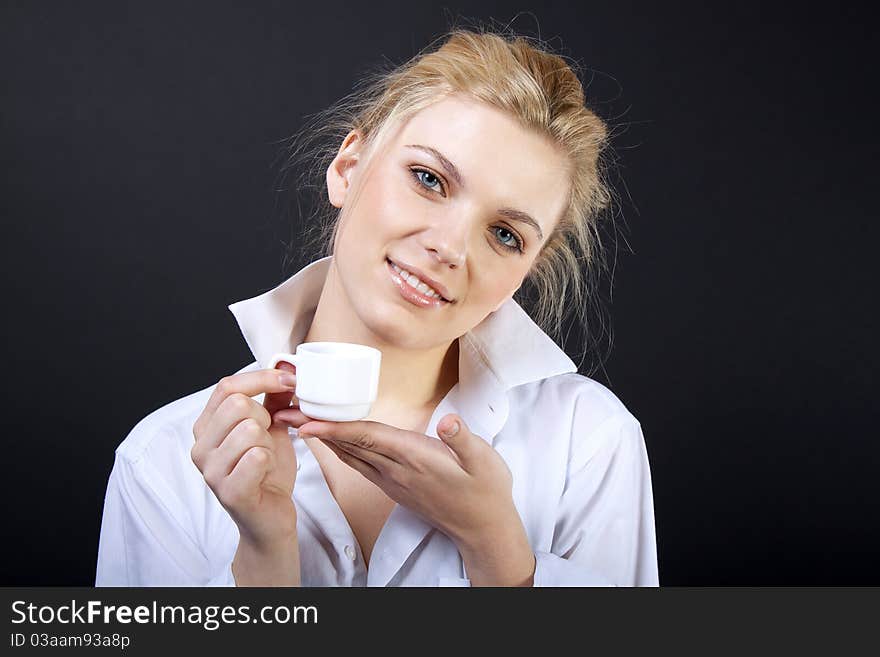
[{"x1": 2, "y1": 1, "x2": 876, "y2": 585}]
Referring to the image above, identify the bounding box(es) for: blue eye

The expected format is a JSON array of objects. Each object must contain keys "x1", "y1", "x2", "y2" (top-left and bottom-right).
[
  {"x1": 492, "y1": 226, "x2": 524, "y2": 253},
  {"x1": 410, "y1": 167, "x2": 445, "y2": 194},
  {"x1": 409, "y1": 166, "x2": 524, "y2": 255}
]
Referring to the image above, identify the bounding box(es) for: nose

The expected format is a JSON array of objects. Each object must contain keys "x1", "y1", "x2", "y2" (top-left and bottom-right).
[
  {"x1": 428, "y1": 244, "x2": 464, "y2": 269},
  {"x1": 421, "y1": 216, "x2": 467, "y2": 269}
]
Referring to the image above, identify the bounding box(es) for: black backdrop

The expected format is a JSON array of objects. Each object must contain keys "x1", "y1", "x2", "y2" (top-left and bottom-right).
[{"x1": 2, "y1": 1, "x2": 876, "y2": 585}]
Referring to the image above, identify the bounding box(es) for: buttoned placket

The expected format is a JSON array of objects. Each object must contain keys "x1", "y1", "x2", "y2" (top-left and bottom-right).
[
  {"x1": 374, "y1": 340, "x2": 513, "y2": 587},
  {"x1": 291, "y1": 430, "x2": 367, "y2": 585},
  {"x1": 289, "y1": 396, "x2": 461, "y2": 587},
  {"x1": 287, "y1": 351, "x2": 510, "y2": 587},
  {"x1": 364, "y1": 393, "x2": 460, "y2": 587}
]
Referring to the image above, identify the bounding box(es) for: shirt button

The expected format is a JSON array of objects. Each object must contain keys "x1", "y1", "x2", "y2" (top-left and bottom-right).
[{"x1": 344, "y1": 545, "x2": 357, "y2": 561}]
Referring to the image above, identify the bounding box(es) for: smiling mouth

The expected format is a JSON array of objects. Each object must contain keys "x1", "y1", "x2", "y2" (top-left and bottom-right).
[{"x1": 385, "y1": 258, "x2": 452, "y2": 307}]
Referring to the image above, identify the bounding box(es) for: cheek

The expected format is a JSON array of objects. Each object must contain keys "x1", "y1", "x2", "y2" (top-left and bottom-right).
[
  {"x1": 461, "y1": 274, "x2": 520, "y2": 319},
  {"x1": 371, "y1": 167, "x2": 412, "y2": 210},
  {"x1": 340, "y1": 175, "x2": 402, "y2": 235},
  {"x1": 379, "y1": 181, "x2": 428, "y2": 234}
]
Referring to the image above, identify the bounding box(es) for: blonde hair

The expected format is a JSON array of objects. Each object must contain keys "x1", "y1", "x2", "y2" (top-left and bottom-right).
[{"x1": 274, "y1": 24, "x2": 623, "y2": 375}]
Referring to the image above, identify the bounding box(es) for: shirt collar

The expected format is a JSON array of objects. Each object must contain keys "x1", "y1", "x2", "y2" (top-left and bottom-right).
[{"x1": 227, "y1": 256, "x2": 577, "y2": 439}]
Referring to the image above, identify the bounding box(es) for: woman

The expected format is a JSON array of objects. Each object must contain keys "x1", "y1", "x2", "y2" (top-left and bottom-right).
[{"x1": 95, "y1": 28, "x2": 659, "y2": 587}]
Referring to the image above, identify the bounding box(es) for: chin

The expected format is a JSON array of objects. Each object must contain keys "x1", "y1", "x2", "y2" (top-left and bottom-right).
[
  {"x1": 356, "y1": 303, "x2": 414, "y2": 344},
  {"x1": 377, "y1": 315, "x2": 445, "y2": 352}
]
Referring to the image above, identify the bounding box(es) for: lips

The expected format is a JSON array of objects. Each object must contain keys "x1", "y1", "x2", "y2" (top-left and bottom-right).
[
  {"x1": 385, "y1": 257, "x2": 454, "y2": 302},
  {"x1": 386, "y1": 258, "x2": 450, "y2": 308}
]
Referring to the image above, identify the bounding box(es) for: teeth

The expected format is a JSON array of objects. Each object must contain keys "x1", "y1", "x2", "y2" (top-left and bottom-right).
[{"x1": 389, "y1": 260, "x2": 443, "y2": 299}]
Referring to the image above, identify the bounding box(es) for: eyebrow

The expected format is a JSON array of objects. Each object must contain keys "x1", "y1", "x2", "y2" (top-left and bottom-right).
[{"x1": 404, "y1": 143, "x2": 544, "y2": 241}]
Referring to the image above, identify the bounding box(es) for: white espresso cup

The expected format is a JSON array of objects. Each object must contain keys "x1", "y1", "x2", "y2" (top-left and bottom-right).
[{"x1": 267, "y1": 342, "x2": 382, "y2": 421}]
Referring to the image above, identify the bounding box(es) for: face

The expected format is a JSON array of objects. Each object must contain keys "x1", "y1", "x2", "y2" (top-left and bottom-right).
[{"x1": 326, "y1": 93, "x2": 571, "y2": 350}]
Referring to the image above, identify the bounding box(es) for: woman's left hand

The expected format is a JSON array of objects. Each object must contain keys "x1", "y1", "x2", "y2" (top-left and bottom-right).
[{"x1": 279, "y1": 411, "x2": 536, "y2": 585}]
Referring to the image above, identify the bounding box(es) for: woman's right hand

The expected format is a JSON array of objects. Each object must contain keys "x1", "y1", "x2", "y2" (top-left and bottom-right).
[{"x1": 191, "y1": 363, "x2": 311, "y2": 571}]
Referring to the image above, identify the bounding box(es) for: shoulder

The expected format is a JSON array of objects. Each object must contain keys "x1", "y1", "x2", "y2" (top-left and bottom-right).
[
  {"x1": 512, "y1": 372, "x2": 644, "y2": 469},
  {"x1": 114, "y1": 360, "x2": 261, "y2": 467},
  {"x1": 514, "y1": 371, "x2": 639, "y2": 433}
]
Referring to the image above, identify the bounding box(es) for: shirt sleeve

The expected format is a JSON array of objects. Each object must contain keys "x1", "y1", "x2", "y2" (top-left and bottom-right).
[
  {"x1": 95, "y1": 451, "x2": 236, "y2": 587},
  {"x1": 533, "y1": 413, "x2": 659, "y2": 587}
]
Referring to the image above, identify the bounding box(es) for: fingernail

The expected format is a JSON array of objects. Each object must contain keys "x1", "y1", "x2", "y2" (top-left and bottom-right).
[
  {"x1": 278, "y1": 372, "x2": 296, "y2": 387},
  {"x1": 443, "y1": 421, "x2": 459, "y2": 438}
]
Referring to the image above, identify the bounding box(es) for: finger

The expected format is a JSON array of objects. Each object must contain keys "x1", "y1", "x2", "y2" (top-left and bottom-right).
[
  {"x1": 324, "y1": 438, "x2": 398, "y2": 473},
  {"x1": 437, "y1": 414, "x2": 481, "y2": 472},
  {"x1": 272, "y1": 407, "x2": 314, "y2": 430},
  {"x1": 198, "y1": 369, "x2": 298, "y2": 434},
  {"x1": 263, "y1": 360, "x2": 298, "y2": 416},
  {"x1": 216, "y1": 418, "x2": 275, "y2": 476},
  {"x1": 298, "y1": 420, "x2": 409, "y2": 462},
  {"x1": 198, "y1": 392, "x2": 273, "y2": 452},
  {"x1": 225, "y1": 446, "x2": 276, "y2": 504},
  {"x1": 322, "y1": 439, "x2": 382, "y2": 485}
]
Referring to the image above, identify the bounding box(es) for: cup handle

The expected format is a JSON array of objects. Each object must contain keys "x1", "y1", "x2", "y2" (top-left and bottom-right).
[{"x1": 267, "y1": 352, "x2": 299, "y2": 370}]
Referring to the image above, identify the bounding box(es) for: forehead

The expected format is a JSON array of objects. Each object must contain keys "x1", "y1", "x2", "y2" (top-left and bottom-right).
[{"x1": 390, "y1": 95, "x2": 571, "y2": 235}]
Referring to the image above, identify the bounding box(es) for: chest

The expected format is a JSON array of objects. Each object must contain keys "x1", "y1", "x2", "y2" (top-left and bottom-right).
[{"x1": 302, "y1": 405, "x2": 436, "y2": 566}]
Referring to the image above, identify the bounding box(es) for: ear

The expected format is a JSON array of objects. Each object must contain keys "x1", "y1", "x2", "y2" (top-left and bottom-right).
[{"x1": 326, "y1": 130, "x2": 364, "y2": 209}]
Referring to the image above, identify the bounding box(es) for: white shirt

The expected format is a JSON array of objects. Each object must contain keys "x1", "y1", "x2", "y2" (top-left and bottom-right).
[{"x1": 95, "y1": 256, "x2": 659, "y2": 587}]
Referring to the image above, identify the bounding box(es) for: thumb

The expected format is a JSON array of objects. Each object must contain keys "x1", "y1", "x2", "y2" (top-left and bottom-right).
[
  {"x1": 437, "y1": 414, "x2": 479, "y2": 469},
  {"x1": 263, "y1": 360, "x2": 296, "y2": 416}
]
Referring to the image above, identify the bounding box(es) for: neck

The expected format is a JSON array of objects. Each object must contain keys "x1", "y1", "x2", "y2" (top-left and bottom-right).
[{"x1": 302, "y1": 258, "x2": 459, "y2": 411}]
